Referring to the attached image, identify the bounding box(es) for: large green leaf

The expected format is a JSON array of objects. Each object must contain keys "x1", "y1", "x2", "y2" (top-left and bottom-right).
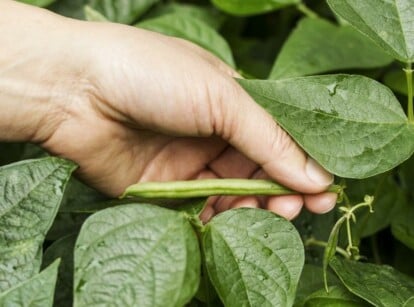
[
  {"x1": 138, "y1": 13, "x2": 235, "y2": 67},
  {"x1": 203, "y1": 208, "x2": 304, "y2": 307},
  {"x1": 238, "y1": 75, "x2": 414, "y2": 178},
  {"x1": 330, "y1": 257, "x2": 414, "y2": 306},
  {"x1": 74, "y1": 204, "x2": 200, "y2": 307},
  {"x1": 0, "y1": 158, "x2": 76, "y2": 292},
  {"x1": 269, "y1": 18, "x2": 392, "y2": 79},
  {"x1": 211, "y1": 0, "x2": 299, "y2": 16},
  {"x1": 88, "y1": 0, "x2": 160, "y2": 24},
  {"x1": 43, "y1": 234, "x2": 77, "y2": 307},
  {"x1": 18, "y1": 0, "x2": 56, "y2": 7},
  {"x1": 0, "y1": 259, "x2": 60, "y2": 307},
  {"x1": 327, "y1": 0, "x2": 414, "y2": 63}
]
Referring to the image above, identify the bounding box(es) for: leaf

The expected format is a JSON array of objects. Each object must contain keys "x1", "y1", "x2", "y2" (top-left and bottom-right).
[
  {"x1": 87, "y1": 0, "x2": 160, "y2": 24},
  {"x1": 137, "y1": 13, "x2": 235, "y2": 67},
  {"x1": 391, "y1": 201, "x2": 414, "y2": 250},
  {"x1": 46, "y1": 212, "x2": 88, "y2": 240},
  {"x1": 269, "y1": 18, "x2": 392, "y2": 79},
  {"x1": 17, "y1": 0, "x2": 56, "y2": 7},
  {"x1": 211, "y1": 0, "x2": 299, "y2": 16},
  {"x1": 84, "y1": 5, "x2": 108, "y2": 21},
  {"x1": 302, "y1": 285, "x2": 369, "y2": 307},
  {"x1": 294, "y1": 264, "x2": 340, "y2": 306},
  {"x1": 42, "y1": 234, "x2": 77, "y2": 307},
  {"x1": 330, "y1": 257, "x2": 414, "y2": 306},
  {"x1": 0, "y1": 158, "x2": 76, "y2": 292},
  {"x1": 346, "y1": 173, "x2": 406, "y2": 239},
  {"x1": 203, "y1": 208, "x2": 304, "y2": 307},
  {"x1": 384, "y1": 69, "x2": 414, "y2": 96},
  {"x1": 49, "y1": 0, "x2": 88, "y2": 19},
  {"x1": 147, "y1": 3, "x2": 226, "y2": 30},
  {"x1": 327, "y1": 0, "x2": 414, "y2": 63},
  {"x1": 238, "y1": 75, "x2": 414, "y2": 179},
  {"x1": 74, "y1": 203, "x2": 200, "y2": 307},
  {"x1": 0, "y1": 259, "x2": 60, "y2": 307}
]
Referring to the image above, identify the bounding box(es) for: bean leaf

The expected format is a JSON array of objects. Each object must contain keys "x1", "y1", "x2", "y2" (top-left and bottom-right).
[
  {"x1": 88, "y1": 0, "x2": 160, "y2": 24},
  {"x1": 203, "y1": 208, "x2": 304, "y2": 307},
  {"x1": 74, "y1": 203, "x2": 200, "y2": 307},
  {"x1": 137, "y1": 13, "x2": 235, "y2": 67},
  {"x1": 302, "y1": 285, "x2": 369, "y2": 307},
  {"x1": 0, "y1": 158, "x2": 76, "y2": 291},
  {"x1": 327, "y1": 0, "x2": 414, "y2": 63},
  {"x1": 391, "y1": 201, "x2": 414, "y2": 250},
  {"x1": 17, "y1": 0, "x2": 56, "y2": 7},
  {"x1": 269, "y1": 18, "x2": 392, "y2": 79},
  {"x1": 0, "y1": 259, "x2": 60, "y2": 307},
  {"x1": 330, "y1": 257, "x2": 414, "y2": 306},
  {"x1": 239, "y1": 75, "x2": 414, "y2": 178},
  {"x1": 211, "y1": 0, "x2": 299, "y2": 16}
]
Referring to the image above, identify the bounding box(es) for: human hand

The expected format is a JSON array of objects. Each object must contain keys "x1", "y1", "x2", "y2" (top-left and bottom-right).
[{"x1": 0, "y1": 1, "x2": 337, "y2": 221}]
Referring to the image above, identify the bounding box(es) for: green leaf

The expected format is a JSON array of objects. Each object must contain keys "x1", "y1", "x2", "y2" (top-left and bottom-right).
[
  {"x1": 391, "y1": 201, "x2": 414, "y2": 250},
  {"x1": 42, "y1": 234, "x2": 77, "y2": 307},
  {"x1": 384, "y1": 69, "x2": 414, "y2": 96},
  {"x1": 46, "y1": 212, "x2": 88, "y2": 240},
  {"x1": 211, "y1": 0, "x2": 299, "y2": 16},
  {"x1": 346, "y1": 173, "x2": 406, "y2": 239},
  {"x1": 330, "y1": 257, "x2": 414, "y2": 306},
  {"x1": 137, "y1": 13, "x2": 235, "y2": 67},
  {"x1": 302, "y1": 285, "x2": 369, "y2": 307},
  {"x1": 203, "y1": 208, "x2": 304, "y2": 307},
  {"x1": 0, "y1": 158, "x2": 76, "y2": 292},
  {"x1": 88, "y1": 0, "x2": 160, "y2": 24},
  {"x1": 74, "y1": 204, "x2": 200, "y2": 307},
  {"x1": 294, "y1": 264, "x2": 340, "y2": 306},
  {"x1": 327, "y1": 0, "x2": 414, "y2": 63},
  {"x1": 238, "y1": 75, "x2": 414, "y2": 179},
  {"x1": 0, "y1": 259, "x2": 60, "y2": 307},
  {"x1": 49, "y1": 0, "x2": 88, "y2": 19},
  {"x1": 17, "y1": 0, "x2": 56, "y2": 7},
  {"x1": 147, "y1": 3, "x2": 226, "y2": 30},
  {"x1": 269, "y1": 18, "x2": 392, "y2": 79},
  {"x1": 84, "y1": 5, "x2": 109, "y2": 21}
]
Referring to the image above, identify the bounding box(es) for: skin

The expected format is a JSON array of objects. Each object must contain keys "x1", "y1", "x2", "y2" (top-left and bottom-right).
[{"x1": 0, "y1": 0, "x2": 337, "y2": 221}]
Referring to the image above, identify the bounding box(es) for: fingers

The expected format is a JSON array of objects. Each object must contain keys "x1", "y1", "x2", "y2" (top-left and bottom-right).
[
  {"x1": 304, "y1": 192, "x2": 337, "y2": 214},
  {"x1": 212, "y1": 77, "x2": 333, "y2": 194}
]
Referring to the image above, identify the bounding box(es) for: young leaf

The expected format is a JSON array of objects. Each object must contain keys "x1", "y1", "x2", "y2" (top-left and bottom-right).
[
  {"x1": 302, "y1": 285, "x2": 369, "y2": 307},
  {"x1": 330, "y1": 257, "x2": 414, "y2": 306},
  {"x1": 203, "y1": 208, "x2": 304, "y2": 307},
  {"x1": 74, "y1": 204, "x2": 200, "y2": 307},
  {"x1": 327, "y1": 0, "x2": 414, "y2": 63},
  {"x1": 42, "y1": 234, "x2": 77, "y2": 307},
  {"x1": 137, "y1": 14, "x2": 235, "y2": 67},
  {"x1": 238, "y1": 75, "x2": 414, "y2": 179},
  {"x1": 269, "y1": 18, "x2": 392, "y2": 79},
  {"x1": 211, "y1": 0, "x2": 299, "y2": 16},
  {"x1": 88, "y1": 0, "x2": 160, "y2": 24},
  {"x1": 0, "y1": 259, "x2": 60, "y2": 307},
  {"x1": 0, "y1": 158, "x2": 76, "y2": 292}
]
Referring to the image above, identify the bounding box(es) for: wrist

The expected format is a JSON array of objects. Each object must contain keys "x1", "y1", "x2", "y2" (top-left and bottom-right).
[{"x1": 0, "y1": 1, "x2": 92, "y2": 143}]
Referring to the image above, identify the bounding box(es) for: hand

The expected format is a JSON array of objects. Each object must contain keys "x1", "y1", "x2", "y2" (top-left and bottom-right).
[{"x1": 0, "y1": 1, "x2": 337, "y2": 221}]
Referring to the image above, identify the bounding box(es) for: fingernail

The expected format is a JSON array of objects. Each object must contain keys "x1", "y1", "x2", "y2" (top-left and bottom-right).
[
  {"x1": 305, "y1": 158, "x2": 333, "y2": 186},
  {"x1": 319, "y1": 193, "x2": 338, "y2": 214}
]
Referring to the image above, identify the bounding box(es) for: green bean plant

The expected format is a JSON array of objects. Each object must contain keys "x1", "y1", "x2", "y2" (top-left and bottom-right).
[{"x1": 1, "y1": 0, "x2": 414, "y2": 306}]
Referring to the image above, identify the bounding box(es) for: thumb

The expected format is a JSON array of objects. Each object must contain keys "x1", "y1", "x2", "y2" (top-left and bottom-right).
[{"x1": 214, "y1": 78, "x2": 333, "y2": 194}]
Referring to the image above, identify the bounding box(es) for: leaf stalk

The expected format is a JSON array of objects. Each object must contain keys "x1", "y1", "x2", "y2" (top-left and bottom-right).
[{"x1": 404, "y1": 64, "x2": 413, "y2": 122}]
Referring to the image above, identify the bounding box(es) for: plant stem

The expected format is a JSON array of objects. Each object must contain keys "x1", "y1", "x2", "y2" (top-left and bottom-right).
[
  {"x1": 296, "y1": 3, "x2": 319, "y2": 19},
  {"x1": 122, "y1": 179, "x2": 343, "y2": 199},
  {"x1": 305, "y1": 237, "x2": 349, "y2": 258},
  {"x1": 404, "y1": 63, "x2": 414, "y2": 122}
]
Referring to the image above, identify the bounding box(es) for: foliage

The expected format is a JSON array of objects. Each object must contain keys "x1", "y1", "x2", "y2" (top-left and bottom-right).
[{"x1": 3, "y1": 0, "x2": 414, "y2": 306}]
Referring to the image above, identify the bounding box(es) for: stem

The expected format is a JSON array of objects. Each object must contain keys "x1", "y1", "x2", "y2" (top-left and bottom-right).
[
  {"x1": 296, "y1": 3, "x2": 319, "y2": 19},
  {"x1": 345, "y1": 218, "x2": 353, "y2": 253},
  {"x1": 404, "y1": 63, "x2": 414, "y2": 122},
  {"x1": 305, "y1": 237, "x2": 349, "y2": 258}
]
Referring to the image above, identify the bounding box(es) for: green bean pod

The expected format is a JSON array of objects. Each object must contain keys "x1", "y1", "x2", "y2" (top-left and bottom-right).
[{"x1": 121, "y1": 179, "x2": 342, "y2": 199}]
